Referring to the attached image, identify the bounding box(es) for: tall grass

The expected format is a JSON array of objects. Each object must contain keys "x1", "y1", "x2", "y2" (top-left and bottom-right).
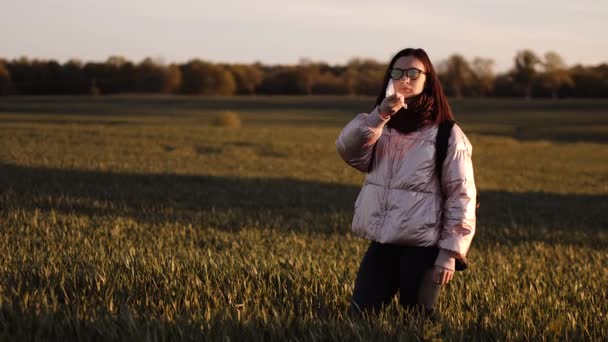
[{"x1": 0, "y1": 96, "x2": 606, "y2": 340}]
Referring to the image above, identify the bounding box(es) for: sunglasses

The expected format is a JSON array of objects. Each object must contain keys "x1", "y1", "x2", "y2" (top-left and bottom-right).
[{"x1": 389, "y1": 68, "x2": 426, "y2": 80}]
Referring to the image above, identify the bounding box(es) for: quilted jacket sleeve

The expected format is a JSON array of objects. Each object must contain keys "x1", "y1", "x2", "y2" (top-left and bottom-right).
[
  {"x1": 437, "y1": 124, "x2": 477, "y2": 260},
  {"x1": 335, "y1": 107, "x2": 389, "y2": 173}
]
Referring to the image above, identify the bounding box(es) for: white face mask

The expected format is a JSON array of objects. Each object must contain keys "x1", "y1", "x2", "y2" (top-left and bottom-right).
[
  {"x1": 385, "y1": 79, "x2": 395, "y2": 97},
  {"x1": 385, "y1": 79, "x2": 407, "y2": 109}
]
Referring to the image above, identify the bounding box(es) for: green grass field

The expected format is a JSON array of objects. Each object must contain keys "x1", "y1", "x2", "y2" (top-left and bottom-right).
[{"x1": 0, "y1": 96, "x2": 607, "y2": 340}]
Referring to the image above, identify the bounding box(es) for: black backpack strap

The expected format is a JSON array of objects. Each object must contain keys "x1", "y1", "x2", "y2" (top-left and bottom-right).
[{"x1": 435, "y1": 120, "x2": 456, "y2": 182}]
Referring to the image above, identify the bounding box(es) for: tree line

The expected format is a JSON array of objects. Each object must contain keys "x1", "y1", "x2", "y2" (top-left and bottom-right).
[{"x1": 0, "y1": 50, "x2": 606, "y2": 98}]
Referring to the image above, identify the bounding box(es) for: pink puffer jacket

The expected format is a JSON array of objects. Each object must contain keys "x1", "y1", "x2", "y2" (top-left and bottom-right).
[{"x1": 336, "y1": 107, "x2": 477, "y2": 270}]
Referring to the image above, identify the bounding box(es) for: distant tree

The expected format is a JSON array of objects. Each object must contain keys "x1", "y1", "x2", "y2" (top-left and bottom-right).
[
  {"x1": 311, "y1": 71, "x2": 350, "y2": 95},
  {"x1": 440, "y1": 54, "x2": 475, "y2": 98},
  {"x1": 82, "y1": 62, "x2": 108, "y2": 94},
  {"x1": 564, "y1": 63, "x2": 608, "y2": 98},
  {"x1": 5, "y1": 58, "x2": 32, "y2": 94},
  {"x1": 540, "y1": 51, "x2": 574, "y2": 99},
  {"x1": 512, "y1": 49, "x2": 541, "y2": 99},
  {"x1": 106, "y1": 56, "x2": 129, "y2": 67},
  {"x1": 492, "y1": 73, "x2": 519, "y2": 97},
  {"x1": 471, "y1": 57, "x2": 495, "y2": 96},
  {"x1": 309, "y1": 62, "x2": 350, "y2": 95},
  {"x1": 165, "y1": 64, "x2": 183, "y2": 94},
  {"x1": 295, "y1": 59, "x2": 320, "y2": 95},
  {"x1": 61, "y1": 59, "x2": 88, "y2": 94},
  {"x1": 4, "y1": 58, "x2": 62, "y2": 95},
  {"x1": 135, "y1": 58, "x2": 182, "y2": 93},
  {"x1": 179, "y1": 60, "x2": 235, "y2": 95},
  {"x1": 44, "y1": 60, "x2": 64, "y2": 94},
  {"x1": 105, "y1": 56, "x2": 137, "y2": 93},
  {"x1": 116, "y1": 59, "x2": 137, "y2": 93},
  {"x1": 136, "y1": 58, "x2": 164, "y2": 93},
  {"x1": 89, "y1": 78, "x2": 100, "y2": 96},
  {"x1": 0, "y1": 61, "x2": 13, "y2": 95},
  {"x1": 593, "y1": 63, "x2": 608, "y2": 97},
  {"x1": 346, "y1": 58, "x2": 385, "y2": 96},
  {"x1": 227, "y1": 64, "x2": 263, "y2": 94},
  {"x1": 2, "y1": 53, "x2": 608, "y2": 97},
  {"x1": 83, "y1": 56, "x2": 136, "y2": 94},
  {"x1": 256, "y1": 67, "x2": 308, "y2": 95}
]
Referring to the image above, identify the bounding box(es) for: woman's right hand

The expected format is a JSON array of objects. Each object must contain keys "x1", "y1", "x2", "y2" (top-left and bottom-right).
[{"x1": 378, "y1": 94, "x2": 405, "y2": 119}]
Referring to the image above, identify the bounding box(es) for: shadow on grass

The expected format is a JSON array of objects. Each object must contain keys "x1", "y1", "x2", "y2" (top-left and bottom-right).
[{"x1": 1, "y1": 163, "x2": 606, "y2": 248}]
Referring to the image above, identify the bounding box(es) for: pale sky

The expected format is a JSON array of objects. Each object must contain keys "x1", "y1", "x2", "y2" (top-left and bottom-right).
[{"x1": 1, "y1": 0, "x2": 606, "y2": 72}]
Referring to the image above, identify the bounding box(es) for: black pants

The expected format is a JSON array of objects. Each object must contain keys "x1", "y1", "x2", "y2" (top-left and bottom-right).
[{"x1": 351, "y1": 241, "x2": 442, "y2": 315}]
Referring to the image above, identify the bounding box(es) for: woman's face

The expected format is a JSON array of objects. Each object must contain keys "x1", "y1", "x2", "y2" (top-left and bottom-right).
[{"x1": 391, "y1": 56, "x2": 427, "y2": 101}]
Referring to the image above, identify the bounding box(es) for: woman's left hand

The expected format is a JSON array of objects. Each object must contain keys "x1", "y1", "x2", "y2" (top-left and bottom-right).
[{"x1": 432, "y1": 265, "x2": 454, "y2": 285}]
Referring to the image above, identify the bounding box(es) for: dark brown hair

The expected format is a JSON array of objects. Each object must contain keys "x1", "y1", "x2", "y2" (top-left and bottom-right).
[{"x1": 375, "y1": 48, "x2": 454, "y2": 126}]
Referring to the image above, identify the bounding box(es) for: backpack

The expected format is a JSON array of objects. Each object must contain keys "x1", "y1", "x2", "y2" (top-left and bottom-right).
[{"x1": 435, "y1": 120, "x2": 479, "y2": 271}]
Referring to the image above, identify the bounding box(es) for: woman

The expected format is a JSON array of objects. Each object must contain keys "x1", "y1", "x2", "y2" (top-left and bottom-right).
[{"x1": 336, "y1": 48, "x2": 476, "y2": 316}]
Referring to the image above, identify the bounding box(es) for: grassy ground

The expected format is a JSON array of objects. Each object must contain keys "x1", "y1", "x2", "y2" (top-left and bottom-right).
[{"x1": 0, "y1": 96, "x2": 607, "y2": 340}]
